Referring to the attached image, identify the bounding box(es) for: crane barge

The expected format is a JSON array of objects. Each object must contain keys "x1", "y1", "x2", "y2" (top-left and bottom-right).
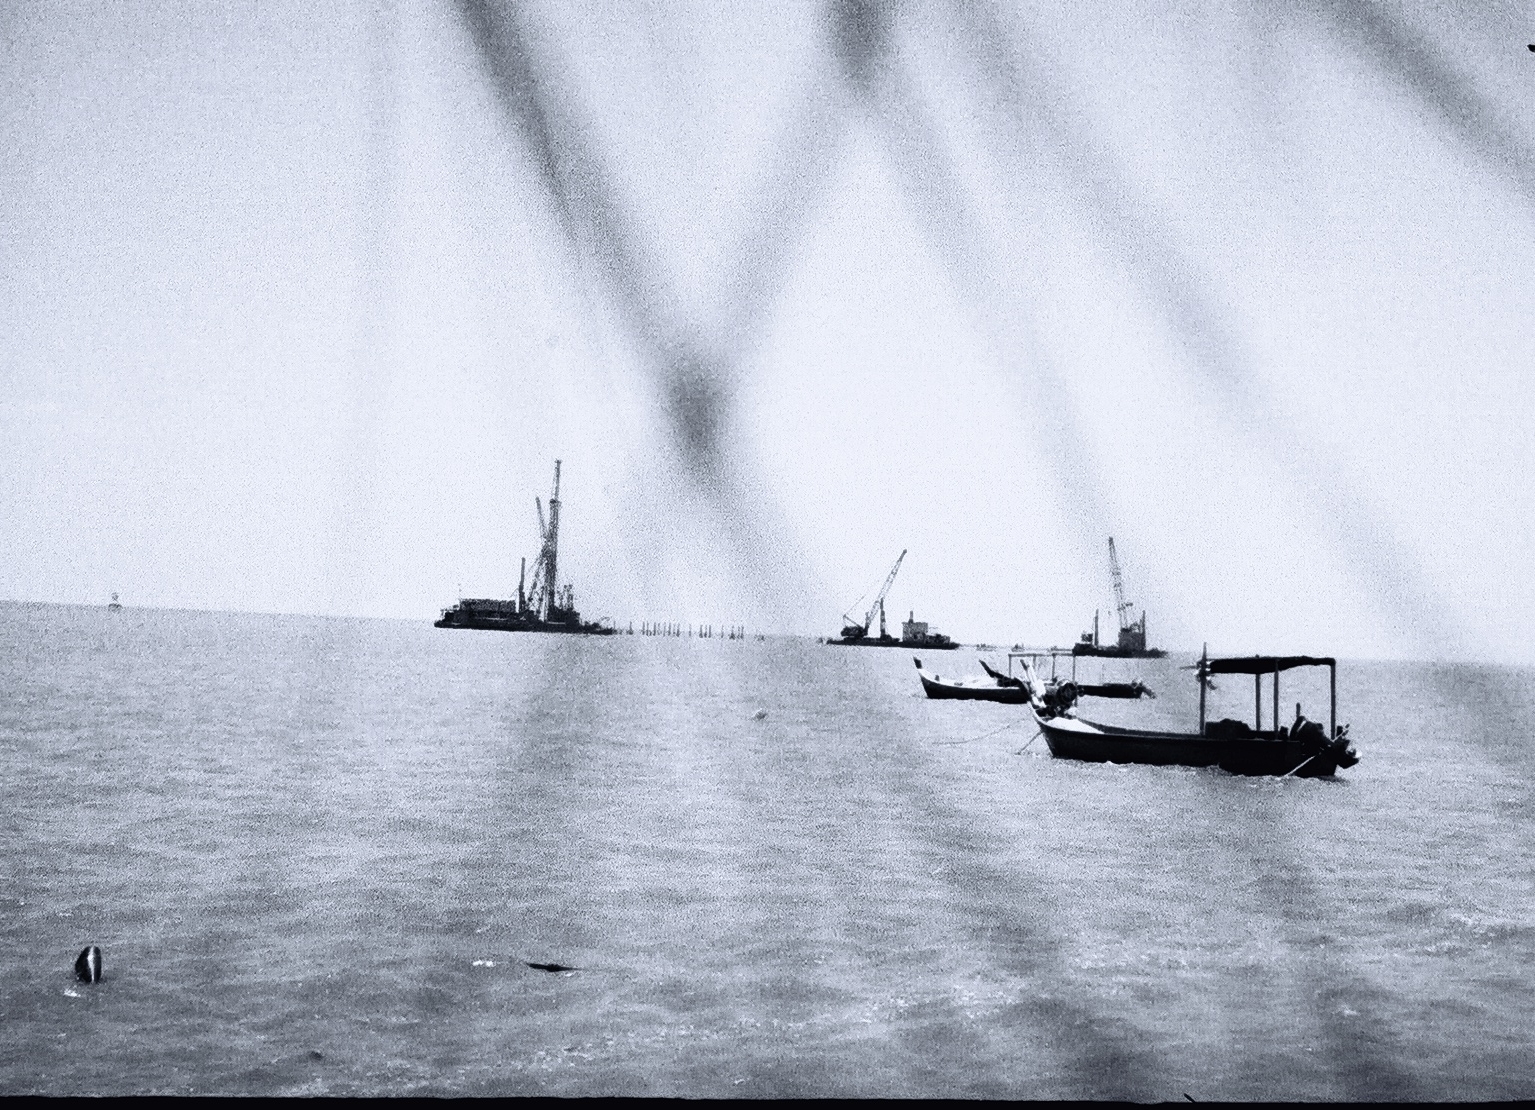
[
  {"x1": 435, "y1": 460, "x2": 615, "y2": 635},
  {"x1": 827, "y1": 550, "x2": 957, "y2": 649},
  {"x1": 1074, "y1": 537, "x2": 1165, "y2": 657}
]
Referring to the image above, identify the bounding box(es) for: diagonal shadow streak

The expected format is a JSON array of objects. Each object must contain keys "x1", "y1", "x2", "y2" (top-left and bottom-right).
[
  {"x1": 827, "y1": 0, "x2": 1121, "y2": 566},
  {"x1": 857, "y1": 6, "x2": 1428, "y2": 1093},
  {"x1": 936, "y1": 0, "x2": 1464, "y2": 657},
  {"x1": 1228, "y1": 791, "x2": 1426, "y2": 1099},
  {"x1": 454, "y1": 0, "x2": 708, "y2": 445},
  {"x1": 825, "y1": 2, "x2": 1170, "y2": 1093},
  {"x1": 1311, "y1": 0, "x2": 1535, "y2": 205},
  {"x1": 453, "y1": 0, "x2": 847, "y2": 617}
]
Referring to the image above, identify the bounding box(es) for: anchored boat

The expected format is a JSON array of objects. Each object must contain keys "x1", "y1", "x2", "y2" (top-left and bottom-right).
[
  {"x1": 916, "y1": 649, "x2": 1155, "y2": 705},
  {"x1": 1031, "y1": 648, "x2": 1358, "y2": 777},
  {"x1": 913, "y1": 657, "x2": 1032, "y2": 703}
]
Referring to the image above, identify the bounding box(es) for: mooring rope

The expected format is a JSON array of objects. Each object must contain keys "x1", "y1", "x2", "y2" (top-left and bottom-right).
[
  {"x1": 1014, "y1": 728, "x2": 1043, "y2": 755},
  {"x1": 932, "y1": 719, "x2": 1022, "y2": 746}
]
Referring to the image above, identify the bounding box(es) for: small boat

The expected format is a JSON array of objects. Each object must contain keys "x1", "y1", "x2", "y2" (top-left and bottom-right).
[
  {"x1": 1031, "y1": 648, "x2": 1359, "y2": 778},
  {"x1": 917, "y1": 649, "x2": 1158, "y2": 705},
  {"x1": 107, "y1": 592, "x2": 123, "y2": 611},
  {"x1": 914, "y1": 657, "x2": 1033, "y2": 703}
]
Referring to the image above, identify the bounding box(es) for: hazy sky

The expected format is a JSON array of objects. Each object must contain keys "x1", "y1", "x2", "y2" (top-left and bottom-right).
[{"x1": 3, "y1": 0, "x2": 1533, "y2": 662}]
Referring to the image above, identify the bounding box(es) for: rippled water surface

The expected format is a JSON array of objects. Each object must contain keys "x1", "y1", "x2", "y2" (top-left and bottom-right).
[{"x1": 2, "y1": 603, "x2": 1532, "y2": 1097}]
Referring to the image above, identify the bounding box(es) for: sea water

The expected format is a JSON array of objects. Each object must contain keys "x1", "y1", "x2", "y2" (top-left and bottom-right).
[{"x1": 1, "y1": 602, "x2": 1531, "y2": 1098}]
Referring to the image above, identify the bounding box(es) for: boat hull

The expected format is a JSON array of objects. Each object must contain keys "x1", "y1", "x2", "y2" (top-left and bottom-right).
[
  {"x1": 1035, "y1": 712, "x2": 1341, "y2": 777},
  {"x1": 829, "y1": 636, "x2": 959, "y2": 650},
  {"x1": 918, "y1": 671, "x2": 1032, "y2": 703},
  {"x1": 435, "y1": 614, "x2": 615, "y2": 635},
  {"x1": 1071, "y1": 645, "x2": 1167, "y2": 659}
]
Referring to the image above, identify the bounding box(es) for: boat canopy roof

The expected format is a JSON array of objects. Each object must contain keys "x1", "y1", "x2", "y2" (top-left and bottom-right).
[{"x1": 1202, "y1": 654, "x2": 1335, "y2": 675}]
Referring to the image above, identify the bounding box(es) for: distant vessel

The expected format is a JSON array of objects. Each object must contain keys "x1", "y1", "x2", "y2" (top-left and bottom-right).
[
  {"x1": 435, "y1": 460, "x2": 615, "y2": 635},
  {"x1": 1073, "y1": 537, "x2": 1165, "y2": 658},
  {"x1": 826, "y1": 551, "x2": 957, "y2": 649},
  {"x1": 107, "y1": 592, "x2": 123, "y2": 611}
]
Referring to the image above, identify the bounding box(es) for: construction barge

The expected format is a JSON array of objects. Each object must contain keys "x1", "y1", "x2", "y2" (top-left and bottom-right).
[
  {"x1": 436, "y1": 460, "x2": 615, "y2": 635},
  {"x1": 827, "y1": 550, "x2": 958, "y2": 650},
  {"x1": 1073, "y1": 537, "x2": 1166, "y2": 658}
]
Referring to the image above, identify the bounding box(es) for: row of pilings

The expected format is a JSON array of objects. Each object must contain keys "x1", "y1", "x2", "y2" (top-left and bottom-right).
[{"x1": 636, "y1": 622, "x2": 750, "y2": 639}]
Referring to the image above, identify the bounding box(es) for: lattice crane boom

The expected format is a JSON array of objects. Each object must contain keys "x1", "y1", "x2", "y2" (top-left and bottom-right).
[
  {"x1": 526, "y1": 461, "x2": 563, "y2": 620},
  {"x1": 867, "y1": 549, "x2": 907, "y2": 635},
  {"x1": 842, "y1": 549, "x2": 907, "y2": 637},
  {"x1": 1108, "y1": 536, "x2": 1134, "y2": 632}
]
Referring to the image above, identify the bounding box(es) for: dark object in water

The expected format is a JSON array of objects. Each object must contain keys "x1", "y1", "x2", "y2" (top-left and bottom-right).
[
  {"x1": 307, "y1": 1050, "x2": 325, "y2": 1061},
  {"x1": 526, "y1": 961, "x2": 578, "y2": 973},
  {"x1": 74, "y1": 945, "x2": 102, "y2": 983}
]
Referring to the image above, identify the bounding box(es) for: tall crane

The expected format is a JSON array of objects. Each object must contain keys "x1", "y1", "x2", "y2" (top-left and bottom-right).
[
  {"x1": 1106, "y1": 536, "x2": 1149, "y2": 652},
  {"x1": 525, "y1": 460, "x2": 563, "y2": 620},
  {"x1": 841, "y1": 549, "x2": 906, "y2": 640},
  {"x1": 1108, "y1": 536, "x2": 1133, "y2": 634}
]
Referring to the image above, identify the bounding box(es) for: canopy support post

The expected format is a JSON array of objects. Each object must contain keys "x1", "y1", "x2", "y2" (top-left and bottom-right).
[
  {"x1": 1254, "y1": 667, "x2": 1261, "y2": 730},
  {"x1": 1329, "y1": 663, "x2": 1336, "y2": 739},
  {"x1": 1198, "y1": 644, "x2": 1208, "y2": 735}
]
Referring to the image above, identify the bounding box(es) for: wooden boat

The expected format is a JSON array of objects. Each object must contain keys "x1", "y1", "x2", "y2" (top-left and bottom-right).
[
  {"x1": 1032, "y1": 649, "x2": 1358, "y2": 777},
  {"x1": 913, "y1": 658, "x2": 1033, "y2": 703},
  {"x1": 915, "y1": 654, "x2": 1155, "y2": 706}
]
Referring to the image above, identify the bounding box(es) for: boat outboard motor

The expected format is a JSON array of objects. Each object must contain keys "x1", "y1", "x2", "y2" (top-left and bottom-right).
[
  {"x1": 1293, "y1": 715, "x2": 1327, "y2": 754},
  {"x1": 1329, "y1": 723, "x2": 1359, "y2": 768},
  {"x1": 1045, "y1": 681, "x2": 1079, "y2": 714}
]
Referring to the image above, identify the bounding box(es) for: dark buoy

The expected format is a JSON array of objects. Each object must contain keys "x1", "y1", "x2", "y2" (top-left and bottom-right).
[{"x1": 74, "y1": 945, "x2": 102, "y2": 983}]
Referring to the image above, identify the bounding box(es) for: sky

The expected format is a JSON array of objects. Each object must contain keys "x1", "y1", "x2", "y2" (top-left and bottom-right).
[{"x1": 2, "y1": 0, "x2": 1533, "y2": 662}]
